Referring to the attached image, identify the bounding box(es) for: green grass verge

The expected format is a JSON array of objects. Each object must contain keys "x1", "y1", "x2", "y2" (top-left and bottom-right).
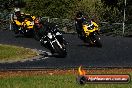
[
  {"x1": 0, "y1": 44, "x2": 38, "y2": 62},
  {"x1": 0, "y1": 70, "x2": 132, "y2": 88}
]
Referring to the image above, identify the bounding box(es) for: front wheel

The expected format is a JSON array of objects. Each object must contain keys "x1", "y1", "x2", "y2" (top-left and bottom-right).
[
  {"x1": 90, "y1": 33, "x2": 102, "y2": 47},
  {"x1": 94, "y1": 35, "x2": 102, "y2": 47},
  {"x1": 52, "y1": 42, "x2": 67, "y2": 58},
  {"x1": 95, "y1": 35, "x2": 102, "y2": 47}
]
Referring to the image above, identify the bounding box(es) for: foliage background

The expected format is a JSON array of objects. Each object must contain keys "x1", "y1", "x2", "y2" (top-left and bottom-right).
[
  {"x1": 0, "y1": 0, "x2": 132, "y2": 23},
  {"x1": 0, "y1": 0, "x2": 132, "y2": 35},
  {"x1": 23, "y1": 0, "x2": 117, "y2": 23}
]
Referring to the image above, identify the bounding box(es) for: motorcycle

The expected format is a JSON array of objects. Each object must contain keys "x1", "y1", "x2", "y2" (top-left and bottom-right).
[
  {"x1": 40, "y1": 23, "x2": 67, "y2": 58},
  {"x1": 13, "y1": 14, "x2": 35, "y2": 36},
  {"x1": 79, "y1": 20, "x2": 102, "y2": 47}
]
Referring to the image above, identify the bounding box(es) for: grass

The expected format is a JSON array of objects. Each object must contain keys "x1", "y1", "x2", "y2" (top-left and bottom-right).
[
  {"x1": 0, "y1": 44, "x2": 38, "y2": 62},
  {"x1": 0, "y1": 75, "x2": 131, "y2": 88},
  {"x1": 0, "y1": 69, "x2": 132, "y2": 88}
]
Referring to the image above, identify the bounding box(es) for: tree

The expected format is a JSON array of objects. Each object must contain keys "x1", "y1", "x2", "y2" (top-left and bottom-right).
[
  {"x1": 0, "y1": 0, "x2": 26, "y2": 11},
  {"x1": 24, "y1": 0, "x2": 77, "y2": 18},
  {"x1": 14, "y1": 0, "x2": 26, "y2": 8},
  {"x1": 126, "y1": 0, "x2": 132, "y2": 23},
  {"x1": 101, "y1": 0, "x2": 118, "y2": 7}
]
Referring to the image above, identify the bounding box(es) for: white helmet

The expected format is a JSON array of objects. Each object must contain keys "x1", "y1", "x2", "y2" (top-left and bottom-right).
[{"x1": 14, "y1": 8, "x2": 20, "y2": 12}]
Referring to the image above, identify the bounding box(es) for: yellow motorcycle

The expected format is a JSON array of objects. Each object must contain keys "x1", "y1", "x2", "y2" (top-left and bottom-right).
[
  {"x1": 81, "y1": 20, "x2": 102, "y2": 47},
  {"x1": 13, "y1": 14, "x2": 35, "y2": 36}
]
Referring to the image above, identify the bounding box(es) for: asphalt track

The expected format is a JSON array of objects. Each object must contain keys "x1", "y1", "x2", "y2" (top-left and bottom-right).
[{"x1": 0, "y1": 30, "x2": 132, "y2": 70}]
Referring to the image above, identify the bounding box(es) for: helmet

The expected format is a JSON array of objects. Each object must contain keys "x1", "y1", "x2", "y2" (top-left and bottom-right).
[
  {"x1": 14, "y1": 8, "x2": 20, "y2": 13},
  {"x1": 14, "y1": 8, "x2": 21, "y2": 17},
  {"x1": 76, "y1": 11, "x2": 83, "y2": 18}
]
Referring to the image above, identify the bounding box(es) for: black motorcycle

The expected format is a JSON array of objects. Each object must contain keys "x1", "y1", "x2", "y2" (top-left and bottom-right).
[{"x1": 40, "y1": 23, "x2": 67, "y2": 58}]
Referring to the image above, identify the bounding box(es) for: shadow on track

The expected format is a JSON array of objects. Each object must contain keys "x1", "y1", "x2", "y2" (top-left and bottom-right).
[
  {"x1": 77, "y1": 43, "x2": 102, "y2": 48},
  {"x1": 39, "y1": 52, "x2": 67, "y2": 58}
]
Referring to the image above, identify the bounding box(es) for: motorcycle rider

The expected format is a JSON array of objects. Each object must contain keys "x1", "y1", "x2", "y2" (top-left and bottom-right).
[
  {"x1": 34, "y1": 17, "x2": 43, "y2": 31},
  {"x1": 33, "y1": 17, "x2": 45, "y2": 40},
  {"x1": 40, "y1": 22, "x2": 68, "y2": 44},
  {"x1": 12, "y1": 8, "x2": 24, "y2": 34},
  {"x1": 75, "y1": 11, "x2": 86, "y2": 38},
  {"x1": 39, "y1": 22, "x2": 68, "y2": 54},
  {"x1": 13, "y1": 8, "x2": 36, "y2": 34}
]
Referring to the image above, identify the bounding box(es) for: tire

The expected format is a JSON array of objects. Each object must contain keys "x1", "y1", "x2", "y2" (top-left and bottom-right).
[
  {"x1": 95, "y1": 36, "x2": 102, "y2": 47},
  {"x1": 89, "y1": 33, "x2": 102, "y2": 47},
  {"x1": 96, "y1": 39, "x2": 102, "y2": 48},
  {"x1": 52, "y1": 42, "x2": 67, "y2": 58}
]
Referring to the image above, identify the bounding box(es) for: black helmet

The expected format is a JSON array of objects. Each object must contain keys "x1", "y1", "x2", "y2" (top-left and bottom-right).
[{"x1": 76, "y1": 11, "x2": 83, "y2": 18}]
